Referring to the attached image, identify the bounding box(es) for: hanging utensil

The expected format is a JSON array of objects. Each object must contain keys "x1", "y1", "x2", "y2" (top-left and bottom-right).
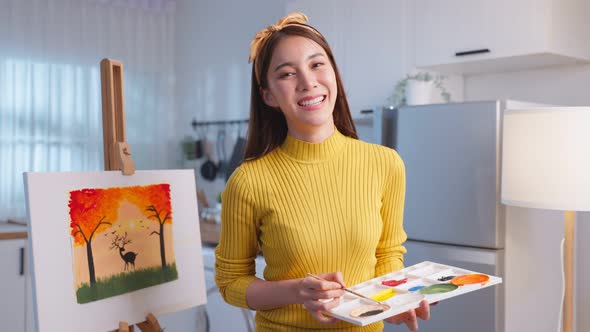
[
  {"x1": 216, "y1": 127, "x2": 228, "y2": 179},
  {"x1": 191, "y1": 118, "x2": 205, "y2": 159},
  {"x1": 200, "y1": 125, "x2": 218, "y2": 181},
  {"x1": 225, "y1": 122, "x2": 247, "y2": 182}
]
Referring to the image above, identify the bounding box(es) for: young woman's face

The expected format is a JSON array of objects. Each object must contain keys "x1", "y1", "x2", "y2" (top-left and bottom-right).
[{"x1": 262, "y1": 35, "x2": 337, "y2": 141}]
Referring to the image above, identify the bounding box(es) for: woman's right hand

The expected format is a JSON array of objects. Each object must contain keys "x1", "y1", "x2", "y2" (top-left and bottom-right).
[{"x1": 297, "y1": 272, "x2": 346, "y2": 324}]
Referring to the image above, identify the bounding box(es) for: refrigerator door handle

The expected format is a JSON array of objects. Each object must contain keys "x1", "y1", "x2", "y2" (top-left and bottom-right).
[{"x1": 426, "y1": 244, "x2": 499, "y2": 266}]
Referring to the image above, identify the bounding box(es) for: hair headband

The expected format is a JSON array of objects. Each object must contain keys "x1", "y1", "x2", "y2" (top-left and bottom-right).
[{"x1": 249, "y1": 12, "x2": 320, "y2": 84}]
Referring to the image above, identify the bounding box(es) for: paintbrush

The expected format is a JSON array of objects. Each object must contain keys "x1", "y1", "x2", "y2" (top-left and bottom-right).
[{"x1": 306, "y1": 273, "x2": 383, "y2": 305}]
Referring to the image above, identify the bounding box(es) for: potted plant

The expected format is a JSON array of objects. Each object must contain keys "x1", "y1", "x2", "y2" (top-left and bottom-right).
[{"x1": 388, "y1": 72, "x2": 451, "y2": 109}]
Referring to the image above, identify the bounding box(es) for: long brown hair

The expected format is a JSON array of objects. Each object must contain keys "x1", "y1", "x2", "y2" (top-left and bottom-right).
[{"x1": 244, "y1": 24, "x2": 358, "y2": 160}]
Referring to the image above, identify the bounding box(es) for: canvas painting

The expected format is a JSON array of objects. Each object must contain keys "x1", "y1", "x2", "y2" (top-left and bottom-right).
[
  {"x1": 70, "y1": 184, "x2": 178, "y2": 304},
  {"x1": 24, "y1": 170, "x2": 206, "y2": 332}
]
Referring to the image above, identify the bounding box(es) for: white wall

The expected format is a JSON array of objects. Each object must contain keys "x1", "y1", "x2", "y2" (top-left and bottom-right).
[
  {"x1": 175, "y1": 0, "x2": 286, "y2": 133},
  {"x1": 465, "y1": 65, "x2": 590, "y2": 332}
]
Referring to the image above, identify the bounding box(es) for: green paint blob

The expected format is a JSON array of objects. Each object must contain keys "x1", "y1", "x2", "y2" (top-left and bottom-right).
[{"x1": 419, "y1": 283, "x2": 458, "y2": 295}]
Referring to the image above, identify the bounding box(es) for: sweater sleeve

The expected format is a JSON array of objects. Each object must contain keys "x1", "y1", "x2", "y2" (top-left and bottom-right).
[
  {"x1": 215, "y1": 166, "x2": 259, "y2": 309},
  {"x1": 375, "y1": 149, "x2": 408, "y2": 277}
]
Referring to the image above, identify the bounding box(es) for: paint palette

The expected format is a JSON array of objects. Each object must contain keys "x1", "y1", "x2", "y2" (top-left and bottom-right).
[{"x1": 326, "y1": 261, "x2": 502, "y2": 326}]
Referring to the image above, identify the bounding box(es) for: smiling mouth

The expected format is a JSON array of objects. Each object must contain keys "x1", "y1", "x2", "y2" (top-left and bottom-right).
[{"x1": 298, "y1": 95, "x2": 326, "y2": 107}]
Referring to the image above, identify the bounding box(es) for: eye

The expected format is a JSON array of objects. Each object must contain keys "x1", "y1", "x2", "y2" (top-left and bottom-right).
[
  {"x1": 279, "y1": 71, "x2": 295, "y2": 79},
  {"x1": 311, "y1": 62, "x2": 325, "y2": 69}
]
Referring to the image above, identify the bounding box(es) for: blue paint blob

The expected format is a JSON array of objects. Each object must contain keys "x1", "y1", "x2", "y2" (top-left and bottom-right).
[{"x1": 409, "y1": 285, "x2": 425, "y2": 292}]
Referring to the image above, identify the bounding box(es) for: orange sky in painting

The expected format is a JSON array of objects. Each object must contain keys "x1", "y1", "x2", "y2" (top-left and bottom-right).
[{"x1": 70, "y1": 186, "x2": 176, "y2": 288}]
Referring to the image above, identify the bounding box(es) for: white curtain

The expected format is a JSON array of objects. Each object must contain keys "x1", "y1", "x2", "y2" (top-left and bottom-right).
[{"x1": 0, "y1": 0, "x2": 177, "y2": 220}]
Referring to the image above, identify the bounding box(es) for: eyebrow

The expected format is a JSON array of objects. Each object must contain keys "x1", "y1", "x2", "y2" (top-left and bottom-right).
[{"x1": 273, "y1": 53, "x2": 325, "y2": 72}]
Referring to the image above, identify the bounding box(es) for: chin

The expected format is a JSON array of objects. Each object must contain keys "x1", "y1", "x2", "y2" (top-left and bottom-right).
[
  {"x1": 304, "y1": 120, "x2": 335, "y2": 132},
  {"x1": 304, "y1": 112, "x2": 333, "y2": 125}
]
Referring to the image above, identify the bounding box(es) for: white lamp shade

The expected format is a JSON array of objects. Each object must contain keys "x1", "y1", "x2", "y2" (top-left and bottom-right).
[{"x1": 501, "y1": 107, "x2": 590, "y2": 211}]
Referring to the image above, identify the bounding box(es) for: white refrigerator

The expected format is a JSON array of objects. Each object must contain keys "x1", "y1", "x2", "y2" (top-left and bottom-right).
[{"x1": 377, "y1": 100, "x2": 530, "y2": 332}]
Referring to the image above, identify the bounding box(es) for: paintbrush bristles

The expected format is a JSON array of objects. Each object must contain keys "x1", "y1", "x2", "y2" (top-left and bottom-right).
[{"x1": 306, "y1": 273, "x2": 382, "y2": 305}]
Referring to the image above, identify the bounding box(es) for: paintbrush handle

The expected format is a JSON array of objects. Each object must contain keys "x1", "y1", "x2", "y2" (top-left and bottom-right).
[{"x1": 306, "y1": 273, "x2": 381, "y2": 305}]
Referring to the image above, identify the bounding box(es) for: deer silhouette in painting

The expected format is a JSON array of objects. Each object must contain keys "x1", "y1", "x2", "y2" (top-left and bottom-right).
[{"x1": 110, "y1": 233, "x2": 139, "y2": 271}]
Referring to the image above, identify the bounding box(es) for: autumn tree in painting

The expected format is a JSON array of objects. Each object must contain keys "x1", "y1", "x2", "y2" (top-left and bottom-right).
[
  {"x1": 126, "y1": 184, "x2": 172, "y2": 269},
  {"x1": 69, "y1": 188, "x2": 121, "y2": 286}
]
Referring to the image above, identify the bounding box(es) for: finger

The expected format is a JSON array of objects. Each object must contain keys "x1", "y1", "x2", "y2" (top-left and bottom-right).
[
  {"x1": 416, "y1": 300, "x2": 431, "y2": 321},
  {"x1": 315, "y1": 311, "x2": 339, "y2": 325},
  {"x1": 298, "y1": 287, "x2": 345, "y2": 304},
  {"x1": 298, "y1": 280, "x2": 335, "y2": 303},
  {"x1": 385, "y1": 311, "x2": 408, "y2": 325},
  {"x1": 317, "y1": 271, "x2": 346, "y2": 288},
  {"x1": 303, "y1": 276, "x2": 343, "y2": 291},
  {"x1": 328, "y1": 271, "x2": 346, "y2": 287},
  {"x1": 384, "y1": 313, "x2": 405, "y2": 325},
  {"x1": 317, "y1": 288, "x2": 345, "y2": 300},
  {"x1": 304, "y1": 297, "x2": 341, "y2": 312},
  {"x1": 303, "y1": 304, "x2": 339, "y2": 324},
  {"x1": 404, "y1": 309, "x2": 418, "y2": 331}
]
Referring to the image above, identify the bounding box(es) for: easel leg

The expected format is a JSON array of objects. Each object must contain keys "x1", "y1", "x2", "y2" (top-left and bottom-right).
[
  {"x1": 136, "y1": 313, "x2": 163, "y2": 332},
  {"x1": 114, "y1": 313, "x2": 161, "y2": 332},
  {"x1": 116, "y1": 322, "x2": 134, "y2": 332}
]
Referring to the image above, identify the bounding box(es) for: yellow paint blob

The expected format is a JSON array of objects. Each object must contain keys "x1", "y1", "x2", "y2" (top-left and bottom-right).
[{"x1": 370, "y1": 288, "x2": 396, "y2": 302}]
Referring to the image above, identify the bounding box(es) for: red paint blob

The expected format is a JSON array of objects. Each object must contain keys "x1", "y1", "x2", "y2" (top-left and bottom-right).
[{"x1": 381, "y1": 278, "x2": 408, "y2": 287}]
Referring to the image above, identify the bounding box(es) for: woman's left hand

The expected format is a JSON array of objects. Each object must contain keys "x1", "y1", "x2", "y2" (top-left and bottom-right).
[{"x1": 384, "y1": 299, "x2": 431, "y2": 331}]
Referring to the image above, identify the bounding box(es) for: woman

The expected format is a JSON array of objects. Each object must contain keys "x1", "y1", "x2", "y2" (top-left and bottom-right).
[{"x1": 215, "y1": 12, "x2": 430, "y2": 331}]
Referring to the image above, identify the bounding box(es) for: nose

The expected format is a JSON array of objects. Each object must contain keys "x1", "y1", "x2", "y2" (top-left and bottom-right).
[{"x1": 297, "y1": 69, "x2": 317, "y2": 91}]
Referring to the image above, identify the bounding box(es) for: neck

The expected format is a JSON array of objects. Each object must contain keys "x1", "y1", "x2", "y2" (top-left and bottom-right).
[
  {"x1": 279, "y1": 127, "x2": 347, "y2": 162},
  {"x1": 287, "y1": 123, "x2": 335, "y2": 143}
]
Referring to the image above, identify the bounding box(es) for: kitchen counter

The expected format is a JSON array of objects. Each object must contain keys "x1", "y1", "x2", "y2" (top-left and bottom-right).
[
  {"x1": 199, "y1": 219, "x2": 220, "y2": 245},
  {"x1": 0, "y1": 222, "x2": 28, "y2": 240}
]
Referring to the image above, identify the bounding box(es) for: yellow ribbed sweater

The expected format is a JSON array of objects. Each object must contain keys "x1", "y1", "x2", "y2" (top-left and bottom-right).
[{"x1": 215, "y1": 129, "x2": 407, "y2": 331}]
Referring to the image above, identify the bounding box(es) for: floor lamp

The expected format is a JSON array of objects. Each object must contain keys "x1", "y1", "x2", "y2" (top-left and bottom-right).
[{"x1": 501, "y1": 107, "x2": 590, "y2": 332}]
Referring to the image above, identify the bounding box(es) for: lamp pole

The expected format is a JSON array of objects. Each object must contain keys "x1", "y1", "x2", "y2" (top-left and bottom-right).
[{"x1": 563, "y1": 211, "x2": 575, "y2": 332}]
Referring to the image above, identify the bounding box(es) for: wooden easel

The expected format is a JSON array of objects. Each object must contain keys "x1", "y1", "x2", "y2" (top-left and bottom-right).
[
  {"x1": 101, "y1": 58, "x2": 162, "y2": 332},
  {"x1": 115, "y1": 313, "x2": 163, "y2": 332},
  {"x1": 101, "y1": 58, "x2": 135, "y2": 175}
]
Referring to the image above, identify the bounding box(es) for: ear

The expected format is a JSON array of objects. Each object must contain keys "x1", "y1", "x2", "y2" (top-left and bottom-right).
[{"x1": 261, "y1": 87, "x2": 279, "y2": 108}]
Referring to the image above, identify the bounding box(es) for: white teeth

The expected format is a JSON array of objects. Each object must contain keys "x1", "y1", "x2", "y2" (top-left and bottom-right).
[{"x1": 299, "y1": 96, "x2": 325, "y2": 106}]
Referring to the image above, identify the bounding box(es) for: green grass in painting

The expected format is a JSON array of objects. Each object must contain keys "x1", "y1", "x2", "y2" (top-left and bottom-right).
[{"x1": 76, "y1": 263, "x2": 178, "y2": 304}]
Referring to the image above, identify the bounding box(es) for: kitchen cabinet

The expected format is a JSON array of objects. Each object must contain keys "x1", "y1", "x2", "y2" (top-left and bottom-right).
[
  {"x1": 25, "y1": 270, "x2": 34, "y2": 332},
  {"x1": 0, "y1": 238, "x2": 26, "y2": 332},
  {"x1": 0, "y1": 224, "x2": 34, "y2": 332},
  {"x1": 157, "y1": 306, "x2": 208, "y2": 332},
  {"x1": 201, "y1": 245, "x2": 265, "y2": 331},
  {"x1": 413, "y1": 0, "x2": 590, "y2": 74}
]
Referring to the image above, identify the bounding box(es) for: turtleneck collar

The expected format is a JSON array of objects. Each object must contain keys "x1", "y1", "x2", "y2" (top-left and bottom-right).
[{"x1": 278, "y1": 128, "x2": 348, "y2": 162}]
